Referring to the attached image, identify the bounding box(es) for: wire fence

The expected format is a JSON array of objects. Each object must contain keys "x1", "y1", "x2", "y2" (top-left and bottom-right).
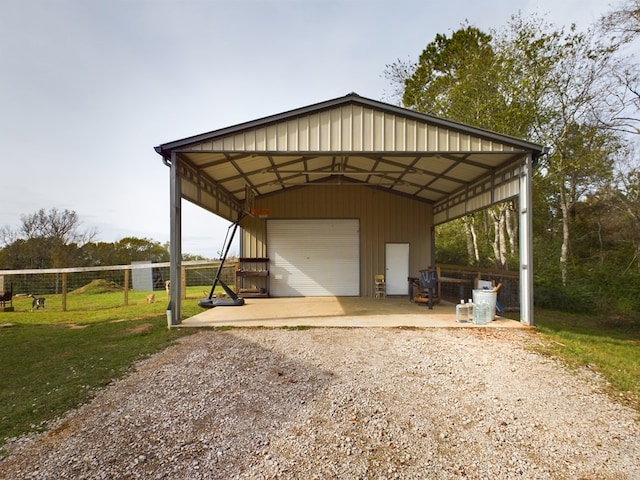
[
  {"x1": 0, "y1": 261, "x2": 520, "y2": 313},
  {"x1": 436, "y1": 263, "x2": 520, "y2": 311},
  {"x1": 0, "y1": 261, "x2": 235, "y2": 312}
]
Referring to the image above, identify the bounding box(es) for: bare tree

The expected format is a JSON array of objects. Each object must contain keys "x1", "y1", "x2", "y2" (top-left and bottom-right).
[
  {"x1": 0, "y1": 225, "x2": 17, "y2": 248},
  {"x1": 602, "y1": 0, "x2": 640, "y2": 42},
  {"x1": 19, "y1": 208, "x2": 97, "y2": 246},
  {"x1": 599, "y1": 1, "x2": 640, "y2": 136}
]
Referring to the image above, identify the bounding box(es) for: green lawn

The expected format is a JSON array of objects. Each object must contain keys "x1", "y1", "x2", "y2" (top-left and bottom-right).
[
  {"x1": 1, "y1": 289, "x2": 639, "y2": 453},
  {"x1": 0, "y1": 285, "x2": 213, "y2": 449},
  {"x1": 507, "y1": 310, "x2": 640, "y2": 412}
]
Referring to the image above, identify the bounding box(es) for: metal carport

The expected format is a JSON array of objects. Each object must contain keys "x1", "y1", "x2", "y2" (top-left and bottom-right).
[{"x1": 154, "y1": 92, "x2": 544, "y2": 325}]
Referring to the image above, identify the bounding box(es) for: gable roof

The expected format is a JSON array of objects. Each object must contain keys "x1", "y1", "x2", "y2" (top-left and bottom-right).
[{"x1": 155, "y1": 92, "x2": 544, "y2": 222}]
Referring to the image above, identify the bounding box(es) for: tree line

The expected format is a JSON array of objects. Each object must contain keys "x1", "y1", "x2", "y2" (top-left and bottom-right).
[
  {"x1": 0, "y1": 208, "x2": 205, "y2": 270},
  {"x1": 385, "y1": 2, "x2": 640, "y2": 315}
]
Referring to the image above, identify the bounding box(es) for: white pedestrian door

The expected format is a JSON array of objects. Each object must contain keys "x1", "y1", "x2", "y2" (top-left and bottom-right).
[{"x1": 385, "y1": 243, "x2": 409, "y2": 295}]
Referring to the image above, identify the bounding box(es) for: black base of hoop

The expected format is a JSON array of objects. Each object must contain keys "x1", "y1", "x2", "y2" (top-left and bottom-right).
[{"x1": 199, "y1": 297, "x2": 245, "y2": 308}]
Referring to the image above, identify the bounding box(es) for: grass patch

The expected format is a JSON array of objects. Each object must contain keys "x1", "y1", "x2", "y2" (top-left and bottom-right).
[
  {"x1": 508, "y1": 310, "x2": 640, "y2": 412},
  {"x1": 0, "y1": 284, "x2": 219, "y2": 450}
]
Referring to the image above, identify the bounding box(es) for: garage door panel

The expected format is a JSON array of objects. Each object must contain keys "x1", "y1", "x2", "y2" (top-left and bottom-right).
[{"x1": 267, "y1": 220, "x2": 359, "y2": 296}]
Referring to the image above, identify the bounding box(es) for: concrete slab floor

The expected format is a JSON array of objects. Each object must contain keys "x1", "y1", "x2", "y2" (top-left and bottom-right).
[{"x1": 179, "y1": 296, "x2": 528, "y2": 329}]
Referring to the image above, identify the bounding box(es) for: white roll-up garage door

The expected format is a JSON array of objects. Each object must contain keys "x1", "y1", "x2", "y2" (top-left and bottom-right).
[{"x1": 267, "y1": 219, "x2": 360, "y2": 296}]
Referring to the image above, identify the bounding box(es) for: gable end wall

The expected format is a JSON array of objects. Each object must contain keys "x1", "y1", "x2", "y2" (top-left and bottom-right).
[{"x1": 240, "y1": 185, "x2": 433, "y2": 297}]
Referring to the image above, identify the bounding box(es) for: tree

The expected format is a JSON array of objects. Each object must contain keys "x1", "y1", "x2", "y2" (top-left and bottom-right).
[
  {"x1": 600, "y1": 1, "x2": 640, "y2": 137},
  {"x1": 390, "y1": 21, "x2": 547, "y2": 270},
  {"x1": 0, "y1": 208, "x2": 97, "y2": 269},
  {"x1": 603, "y1": 146, "x2": 640, "y2": 271},
  {"x1": 80, "y1": 237, "x2": 169, "y2": 266},
  {"x1": 389, "y1": 14, "x2": 635, "y2": 284},
  {"x1": 602, "y1": 0, "x2": 640, "y2": 43},
  {"x1": 16, "y1": 208, "x2": 97, "y2": 246}
]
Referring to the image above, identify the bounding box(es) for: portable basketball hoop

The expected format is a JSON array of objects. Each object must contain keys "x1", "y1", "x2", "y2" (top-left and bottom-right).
[{"x1": 250, "y1": 208, "x2": 271, "y2": 220}]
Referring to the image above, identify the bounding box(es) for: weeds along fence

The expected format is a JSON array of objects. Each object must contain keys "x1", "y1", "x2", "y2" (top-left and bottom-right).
[{"x1": 0, "y1": 261, "x2": 235, "y2": 312}]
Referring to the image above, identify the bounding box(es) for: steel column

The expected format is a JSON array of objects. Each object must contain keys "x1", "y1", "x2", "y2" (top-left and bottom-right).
[
  {"x1": 169, "y1": 152, "x2": 182, "y2": 325},
  {"x1": 519, "y1": 153, "x2": 534, "y2": 326}
]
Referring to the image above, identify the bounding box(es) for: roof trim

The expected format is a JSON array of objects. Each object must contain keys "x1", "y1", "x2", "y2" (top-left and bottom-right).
[{"x1": 155, "y1": 92, "x2": 544, "y2": 156}]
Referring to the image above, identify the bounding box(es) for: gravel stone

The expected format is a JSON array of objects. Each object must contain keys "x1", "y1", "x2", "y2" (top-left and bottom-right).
[{"x1": 1, "y1": 327, "x2": 639, "y2": 479}]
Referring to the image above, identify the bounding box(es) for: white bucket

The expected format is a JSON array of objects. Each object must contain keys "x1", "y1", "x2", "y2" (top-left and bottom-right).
[{"x1": 472, "y1": 289, "x2": 497, "y2": 321}]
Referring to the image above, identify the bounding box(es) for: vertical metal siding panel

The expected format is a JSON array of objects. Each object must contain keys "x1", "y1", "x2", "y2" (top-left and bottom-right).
[
  {"x1": 256, "y1": 127, "x2": 267, "y2": 151},
  {"x1": 233, "y1": 133, "x2": 244, "y2": 150},
  {"x1": 276, "y1": 122, "x2": 287, "y2": 150},
  {"x1": 395, "y1": 116, "x2": 406, "y2": 151},
  {"x1": 223, "y1": 136, "x2": 234, "y2": 150},
  {"x1": 352, "y1": 105, "x2": 363, "y2": 151},
  {"x1": 470, "y1": 135, "x2": 481, "y2": 150},
  {"x1": 341, "y1": 106, "x2": 352, "y2": 151},
  {"x1": 266, "y1": 125, "x2": 277, "y2": 150},
  {"x1": 287, "y1": 120, "x2": 298, "y2": 151},
  {"x1": 406, "y1": 119, "x2": 416, "y2": 151},
  {"x1": 373, "y1": 110, "x2": 385, "y2": 150},
  {"x1": 299, "y1": 116, "x2": 309, "y2": 151},
  {"x1": 416, "y1": 123, "x2": 427, "y2": 151},
  {"x1": 244, "y1": 130, "x2": 256, "y2": 151},
  {"x1": 448, "y1": 131, "x2": 459, "y2": 151},
  {"x1": 358, "y1": 188, "x2": 369, "y2": 295},
  {"x1": 428, "y1": 125, "x2": 438, "y2": 150},
  {"x1": 363, "y1": 108, "x2": 374, "y2": 151},
  {"x1": 384, "y1": 113, "x2": 395, "y2": 150},
  {"x1": 438, "y1": 128, "x2": 448, "y2": 151},
  {"x1": 364, "y1": 188, "x2": 378, "y2": 297},
  {"x1": 330, "y1": 108, "x2": 341, "y2": 150},
  {"x1": 460, "y1": 133, "x2": 470, "y2": 151},
  {"x1": 319, "y1": 111, "x2": 331, "y2": 151},
  {"x1": 308, "y1": 113, "x2": 319, "y2": 151}
]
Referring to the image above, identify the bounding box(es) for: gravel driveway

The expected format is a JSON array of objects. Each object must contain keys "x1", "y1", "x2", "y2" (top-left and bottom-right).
[{"x1": 1, "y1": 327, "x2": 639, "y2": 479}]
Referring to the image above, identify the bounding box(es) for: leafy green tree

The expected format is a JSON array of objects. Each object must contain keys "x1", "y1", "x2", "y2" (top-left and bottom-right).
[
  {"x1": 389, "y1": 14, "x2": 634, "y2": 285},
  {"x1": 80, "y1": 237, "x2": 169, "y2": 266},
  {"x1": 394, "y1": 21, "x2": 548, "y2": 270}
]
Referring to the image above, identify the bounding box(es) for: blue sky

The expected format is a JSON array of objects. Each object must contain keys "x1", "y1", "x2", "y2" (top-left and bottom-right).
[{"x1": 0, "y1": 0, "x2": 615, "y2": 258}]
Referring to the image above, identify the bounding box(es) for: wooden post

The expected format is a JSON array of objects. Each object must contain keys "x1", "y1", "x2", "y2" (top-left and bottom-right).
[
  {"x1": 124, "y1": 268, "x2": 130, "y2": 306},
  {"x1": 61, "y1": 272, "x2": 67, "y2": 312}
]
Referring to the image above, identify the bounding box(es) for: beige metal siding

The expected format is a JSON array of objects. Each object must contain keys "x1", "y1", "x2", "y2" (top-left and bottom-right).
[
  {"x1": 433, "y1": 161, "x2": 524, "y2": 224},
  {"x1": 187, "y1": 104, "x2": 518, "y2": 154},
  {"x1": 240, "y1": 185, "x2": 433, "y2": 297}
]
